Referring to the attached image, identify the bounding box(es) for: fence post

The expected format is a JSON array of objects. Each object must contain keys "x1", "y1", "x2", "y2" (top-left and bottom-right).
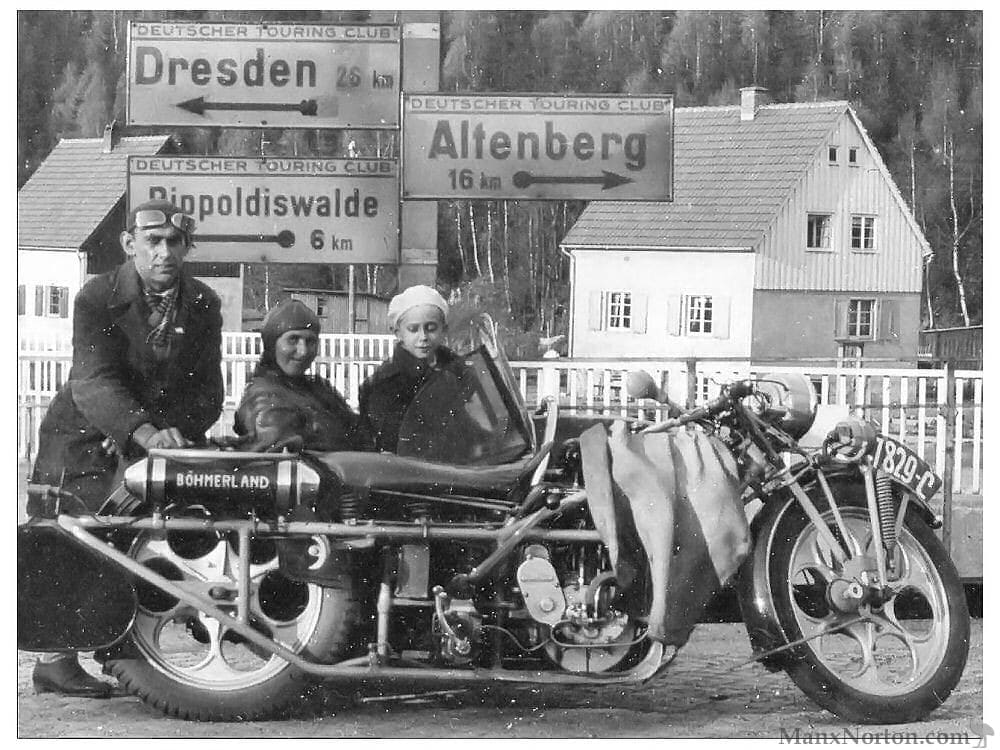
[
  {"x1": 685, "y1": 358, "x2": 698, "y2": 408},
  {"x1": 941, "y1": 364, "x2": 956, "y2": 553}
]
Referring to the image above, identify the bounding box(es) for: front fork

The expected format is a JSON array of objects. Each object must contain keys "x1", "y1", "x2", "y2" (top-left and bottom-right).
[{"x1": 798, "y1": 457, "x2": 908, "y2": 590}]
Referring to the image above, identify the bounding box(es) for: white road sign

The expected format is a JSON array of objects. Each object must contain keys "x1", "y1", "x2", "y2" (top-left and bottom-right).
[
  {"x1": 126, "y1": 22, "x2": 400, "y2": 129},
  {"x1": 402, "y1": 94, "x2": 673, "y2": 200},
  {"x1": 128, "y1": 156, "x2": 400, "y2": 264}
]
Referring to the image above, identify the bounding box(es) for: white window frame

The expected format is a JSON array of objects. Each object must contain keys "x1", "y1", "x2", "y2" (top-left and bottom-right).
[
  {"x1": 847, "y1": 298, "x2": 876, "y2": 339},
  {"x1": 807, "y1": 213, "x2": 833, "y2": 250},
  {"x1": 606, "y1": 291, "x2": 632, "y2": 331},
  {"x1": 685, "y1": 294, "x2": 714, "y2": 335},
  {"x1": 42, "y1": 285, "x2": 69, "y2": 318},
  {"x1": 848, "y1": 147, "x2": 859, "y2": 165},
  {"x1": 850, "y1": 215, "x2": 876, "y2": 251},
  {"x1": 315, "y1": 296, "x2": 327, "y2": 317},
  {"x1": 838, "y1": 343, "x2": 864, "y2": 367},
  {"x1": 828, "y1": 145, "x2": 839, "y2": 163}
]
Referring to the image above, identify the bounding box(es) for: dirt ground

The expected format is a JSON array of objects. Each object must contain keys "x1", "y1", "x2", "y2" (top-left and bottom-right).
[{"x1": 16, "y1": 620, "x2": 983, "y2": 740}]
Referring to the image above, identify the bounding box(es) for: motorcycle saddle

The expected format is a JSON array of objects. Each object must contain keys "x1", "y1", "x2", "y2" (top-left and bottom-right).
[{"x1": 309, "y1": 448, "x2": 549, "y2": 502}]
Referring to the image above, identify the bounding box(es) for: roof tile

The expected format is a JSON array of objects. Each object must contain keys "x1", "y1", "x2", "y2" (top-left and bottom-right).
[
  {"x1": 18, "y1": 135, "x2": 171, "y2": 249},
  {"x1": 562, "y1": 102, "x2": 846, "y2": 250}
]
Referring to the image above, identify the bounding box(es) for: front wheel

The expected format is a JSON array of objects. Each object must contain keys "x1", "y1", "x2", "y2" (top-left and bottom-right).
[
  {"x1": 104, "y1": 530, "x2": 359, "y2": 721},
  {"x1": 767, "y1": 481, "x2": 969, "y2": 723}
]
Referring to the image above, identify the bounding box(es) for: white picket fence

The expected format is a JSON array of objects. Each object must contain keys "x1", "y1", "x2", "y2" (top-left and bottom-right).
[{"x1": 17, "y1": 336, "x2": 984, "y2": 494}]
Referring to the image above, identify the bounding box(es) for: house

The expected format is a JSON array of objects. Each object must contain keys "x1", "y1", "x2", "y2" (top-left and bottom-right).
[
  {"x1": 17, "y1": 128, "x2": 243, "y2": 342},
  {"x1": 287, "y1": 288, "x2": 390, "y2": 334},
  {"x1": 561, "y1": 87, "x2": 930, "y2": 366}
]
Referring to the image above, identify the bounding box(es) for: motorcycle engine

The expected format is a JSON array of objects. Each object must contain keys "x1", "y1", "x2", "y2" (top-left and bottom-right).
[{"x1": 516, "y1": 544, "x2": 637, "y2": 673}]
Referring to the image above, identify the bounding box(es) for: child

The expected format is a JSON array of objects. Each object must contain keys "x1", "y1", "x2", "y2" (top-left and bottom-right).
[{"x1": 358, "y1": 285, "x2": 456, "y2": 452}]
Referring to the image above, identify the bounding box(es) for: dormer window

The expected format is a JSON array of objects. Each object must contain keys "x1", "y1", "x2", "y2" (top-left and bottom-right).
[{"x1": 828, "y1": 146, "x2": 838, "y2": 163}]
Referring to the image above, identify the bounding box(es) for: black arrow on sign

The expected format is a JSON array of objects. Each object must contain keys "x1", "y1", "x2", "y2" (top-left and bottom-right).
[
  {"x1": 512, "y1": 170, "x2": 634, "y2": 190},
  {"x1": 194, "y1": 231, "x2": 296, "y2": 248},
  {"x1": 178, "y1": 97, "x2": 318, "y2": 116}
]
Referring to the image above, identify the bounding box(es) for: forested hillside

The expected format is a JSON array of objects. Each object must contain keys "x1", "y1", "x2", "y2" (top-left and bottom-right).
[{"x1": 17, "y1": 10, "x2": 981, "y2": 346}]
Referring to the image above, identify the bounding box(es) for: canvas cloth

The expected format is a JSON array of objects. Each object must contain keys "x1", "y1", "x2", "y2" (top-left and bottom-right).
[{"x1": 579, "y1": 422, "x2": 751, "y2": 645}]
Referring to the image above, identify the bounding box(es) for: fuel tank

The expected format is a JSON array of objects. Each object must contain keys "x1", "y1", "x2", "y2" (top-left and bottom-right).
[{"x1": 123, "y1": 448, "x2": 322, "y2": 517}]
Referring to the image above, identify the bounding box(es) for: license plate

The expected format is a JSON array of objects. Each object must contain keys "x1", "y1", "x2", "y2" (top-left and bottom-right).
[{"x1": 871, "y1": 435, "x2": 942, "y2": 503}]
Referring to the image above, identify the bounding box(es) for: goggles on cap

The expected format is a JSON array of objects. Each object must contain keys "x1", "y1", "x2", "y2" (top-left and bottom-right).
[{"x1": 131, "y1": 209, "x2": 197, "y2": 234}]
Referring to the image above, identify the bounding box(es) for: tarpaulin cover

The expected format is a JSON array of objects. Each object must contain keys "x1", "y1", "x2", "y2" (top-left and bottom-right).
[{"x1": 579, "y1": 422, "x2": 751, "y2": 646}]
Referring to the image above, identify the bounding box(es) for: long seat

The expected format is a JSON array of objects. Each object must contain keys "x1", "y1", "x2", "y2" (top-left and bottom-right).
[{"x1": 308, "y1": 449, "x2": 550, "y2": 502}]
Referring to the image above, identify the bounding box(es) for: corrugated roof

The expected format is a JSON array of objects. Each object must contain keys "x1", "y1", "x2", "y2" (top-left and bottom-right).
[
  {"x1": 562, "y1": 102, "x2": 847, "y2": 249},
  {"x1": 18, "y1": 135, "x2": 171, "y2": 249}
]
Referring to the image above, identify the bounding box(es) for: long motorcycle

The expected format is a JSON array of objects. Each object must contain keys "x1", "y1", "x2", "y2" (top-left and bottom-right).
[{"x1": 18, "y1": 318, "x2": 968, "y2": 722}]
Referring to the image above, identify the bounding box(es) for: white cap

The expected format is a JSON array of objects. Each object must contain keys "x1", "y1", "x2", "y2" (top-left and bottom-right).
[{"x1": 387, "y1": 285, "x2": 449, "y2": 330}]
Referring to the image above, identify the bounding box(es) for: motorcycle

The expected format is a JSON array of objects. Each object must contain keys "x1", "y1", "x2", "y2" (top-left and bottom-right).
[{"x1": 18, "y1": 318, "x2": 969, "y2": 723}]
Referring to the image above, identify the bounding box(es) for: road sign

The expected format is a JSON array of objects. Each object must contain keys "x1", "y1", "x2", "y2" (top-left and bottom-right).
[
  {"x1": 128, "y1": 156, "x2": 400, "y2": 264},
  {"x1": 402, "y1": 94, "x2": 673, "y2": 201},
  {"x1": 126, "y1": 22, "x2": 400, "y2": 129}
]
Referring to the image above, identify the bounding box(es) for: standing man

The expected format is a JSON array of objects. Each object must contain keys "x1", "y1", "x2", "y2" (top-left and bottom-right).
[{"x1": 29, "y1": 199, "x2": 224, "y2": 697}]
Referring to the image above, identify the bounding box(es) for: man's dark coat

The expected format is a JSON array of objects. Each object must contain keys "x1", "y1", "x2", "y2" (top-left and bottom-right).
[{"x1": 31, "y1": 260, "x2": 224, "y2": 509}]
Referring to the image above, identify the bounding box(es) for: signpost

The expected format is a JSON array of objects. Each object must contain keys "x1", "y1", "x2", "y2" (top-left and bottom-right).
[
  {"x1": 126, "y1": 21, "x2": 401, "y2": 129},
  {"x1": 402, "y1": 94, "x2": 673, "y2": 201},
  {"x1": 128, "y1": 156, "x2": 400, "y2": 264}
]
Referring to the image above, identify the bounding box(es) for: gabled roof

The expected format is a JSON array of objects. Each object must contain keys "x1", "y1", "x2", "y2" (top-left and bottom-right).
[
  {"x1": 18, "y1": 135, "x2": 172, "y2": 250},
  {"x1": 561, "y1": 102, "x2": 847, "y2": 250}
]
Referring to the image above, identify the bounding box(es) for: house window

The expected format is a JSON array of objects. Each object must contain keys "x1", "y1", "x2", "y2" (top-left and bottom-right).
[
  {"x1": 607, "y1": 291, "x2": 632, "y2": 330},
  {"x1": 17, "y1": 284, "x2": 25, "y2": 315},
  {"x1": 848, "y1": 147, "x2": 859, "y2": 165},
  {"x1": 807, "y1": 214, "x2": 832, "y2": 249},
  {"x1": 34, "y1": 285, "x2": 69, "y2": 318},
  {"x1": 847, "y1": 299, "x2": 876, "y2": 339},
  {"x1": 851, "y1": 216, "x2": 876, "y2": 250},
  {"x1": 48, "y1": 287, "x2": 63, "y2": 316},
  {"x1": 839, "y1": 343, "x2": 864, "y2": 367},
  {"x1": 316, "y1": 296, "x2": 327, "y2": 317},
  {"x1": 828, "y1": 146, "x2": 838, "y2": 163},
  {"x1": 685, "y1": 295, "x2": 713, "y2": 335}
]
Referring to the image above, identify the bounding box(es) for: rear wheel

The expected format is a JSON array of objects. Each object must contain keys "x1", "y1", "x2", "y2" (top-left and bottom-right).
[
  {"x1": 767, "y1": 481, "x2": 969, "y2": 723},
  {"x1": 105, "y1": 530, "x2": 358, "y2": 721}
]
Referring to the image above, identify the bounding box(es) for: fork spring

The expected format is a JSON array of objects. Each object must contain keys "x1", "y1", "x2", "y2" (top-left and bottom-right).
[{"x1": 875, "y1": 471, "x2": 897, "y2": 551}]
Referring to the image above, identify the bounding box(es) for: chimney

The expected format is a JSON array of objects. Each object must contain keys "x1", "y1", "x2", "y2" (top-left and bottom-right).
[
  {"x1": 740, "y1": 86, "x2": 770, "y2": 121},
  {"x1": 101, "y1": 120, "x2": 119, "y2": 153}
]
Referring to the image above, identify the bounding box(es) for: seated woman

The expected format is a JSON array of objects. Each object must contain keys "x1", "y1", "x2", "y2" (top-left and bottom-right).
[
  {"x1": 358, "y1": 285, "x2": 457, "y2": 453},
  {"x1": 235, "y1": 299, "x2": 367, "y2": 452}
]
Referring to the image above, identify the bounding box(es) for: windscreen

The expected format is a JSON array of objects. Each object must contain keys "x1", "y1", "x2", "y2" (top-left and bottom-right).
[{"x1": 396, "y1": 347, "x2": 533, "y2": 466}]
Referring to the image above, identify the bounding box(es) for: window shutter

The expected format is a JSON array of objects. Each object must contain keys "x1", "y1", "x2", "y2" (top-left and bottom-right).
[
  {"x1": 833, "y1": 298, "x2": 846, "y2": 338},
  {"x1": 631, "y1": 293, "x2": 647, "y2": 333},
  {"x1": 878, "y1": 299, "x2": 899, "y2": 341},
  {"x1": 58, "y1": 287, "x2": 69, "y2": 318},
  {"x1": 666, "y1": 295, "x2": 682, "y2": 336},
  {"x1": 588, "y1": 291, "x2": 604, "y2": 331},
  {"x1": 711, "y1": 296, "x2": 730, "y2": 339},
  {"x1": 17, "y1": 285, "x2": 25, "y2": 315},
  {"x1": 35, "y1": 286, "x2": 44, "y2": 316}
]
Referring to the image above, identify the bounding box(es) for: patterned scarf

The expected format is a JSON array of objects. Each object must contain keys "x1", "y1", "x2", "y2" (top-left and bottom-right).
[{"x1": 144, "y1": 286, "x2": 179, "y2": 359}]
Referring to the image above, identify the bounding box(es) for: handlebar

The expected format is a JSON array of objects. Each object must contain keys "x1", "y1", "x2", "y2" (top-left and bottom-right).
[{"x1": 639, "y1": 380, "x2": 755, "y2": 433}]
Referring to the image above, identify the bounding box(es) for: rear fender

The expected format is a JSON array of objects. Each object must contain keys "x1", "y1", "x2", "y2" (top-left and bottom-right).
[{"x1": 18, "y1": 524, "x2": 136, "y2": 652}]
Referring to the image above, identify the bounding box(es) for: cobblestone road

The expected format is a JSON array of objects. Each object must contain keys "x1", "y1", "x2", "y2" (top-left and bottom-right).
[{"x1": 16, "y1": 621, "x2": 983, "y2": 739}]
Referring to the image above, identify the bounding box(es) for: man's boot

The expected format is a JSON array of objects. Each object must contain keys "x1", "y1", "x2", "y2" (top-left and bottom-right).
[{"x1": 32, "y1": 653, "x2": 113, "y2": 698}]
